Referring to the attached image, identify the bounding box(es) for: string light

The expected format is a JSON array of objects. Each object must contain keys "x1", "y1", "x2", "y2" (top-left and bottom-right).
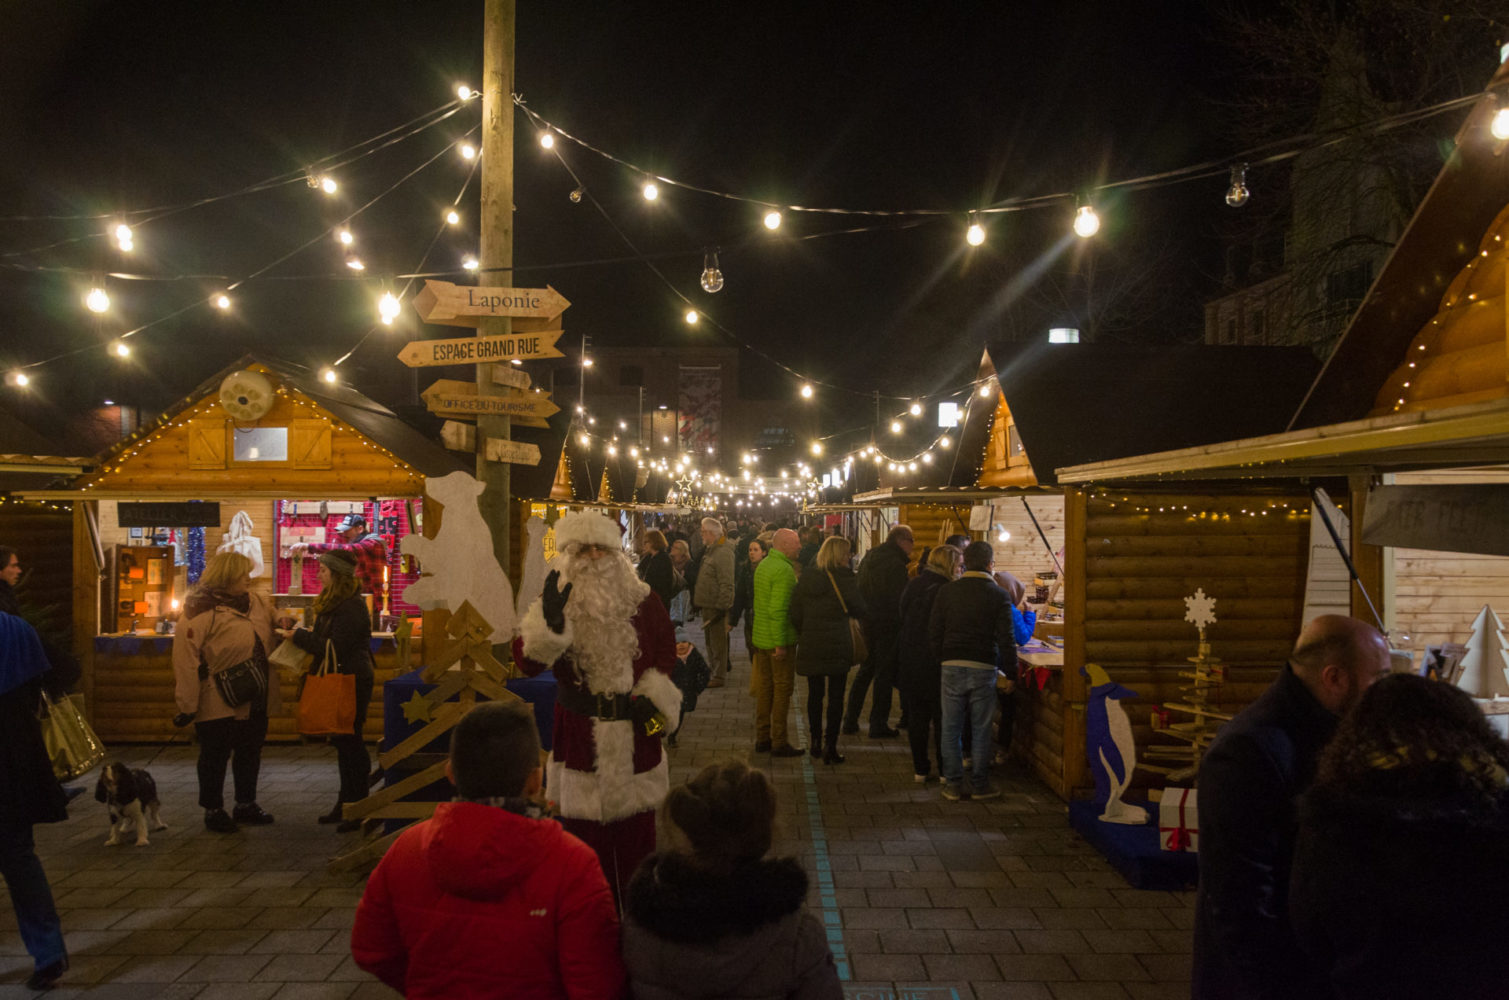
[
  {"x1": 1494, "y1": 103, "x2": 1509, "y2": 141},
  {"x1": 642, "y1": 179, "x2": 659, "y2": 201},
  {"x1": 810, "y1": 442, "x2": 823, "y2": 456},
  {"x1": 213, "y1": 293, "x2": 231, "y2": 310},
  {"x1": 459, "y1": 143, "x2": 478, "y2": 161},
  {"x1": 114, "y1": 223, "x2": 134, "y2": 252},
  {"x1": 319, "y1": 366, "x2": 338, "y2": 384},
  {"x1": 966, "y1": 214, "x2": 985, "y2": 247},
  {"x1": 1073, "y1": 204, "x2": 1101, "y2": 238},
  {"x1": 939, "y1": 436, "x2": 952, "y2": 448},
  {"x1": 538, "y1": 131, "x2": 555, "y2": 149},
  {"x1": 337, "y1": 228, "x2": 354, "y2": 246},
  {"x1": 318, "y1": 176, "x2": 338, "y2": 195},
  {"x1": 345, "y1": 257, "x2": 366, "y2": 271},
  {"x1": 462, "y1": 255, "x2": 479, "y2": 271},
  {"x1": 570, "y1": 187, "x2": 584, "y2": 203},
  {"x1": 85, "y1": 286, "x2": 110, "y2": 313},
  {"x1": 456, "y1": 84, "x2": 475, "y2": 101},
  {"x1": 378, "y1": 291, "x2": 402, "y2": 325},
  {"x1": 109, "y1": 339, "x2": 131, "y2": 358},
  {"x1": 5, "y1": 371, "x2": 30, "y2": 388},
  {"x1": 908, "y1": 402, "x2": 923, "y2": 417},
  {"x1": 890, "y1": 420, "x2": 903, "y2": 434},
  {"x1": 979, "y1": 384, "x2": 992, "y2": 398},
  {"x1": 444, "y1": 209, "x2": 460, "y2": 226},
  {"x1": 700, "y1": 252, "x2": 724, "y2": 293},
  {"x1": 763, "y1": 210, "x2": 782, "y2": 230},
  {"x1": 684, "y1": 308, "x2": 699, "y2": 325},
  {"x1": 800, "y1": 384, "x2": 814, "y2": 399},
  {"x1": 1225, "y1": 163, "x2": 1250, "y2": 207}
]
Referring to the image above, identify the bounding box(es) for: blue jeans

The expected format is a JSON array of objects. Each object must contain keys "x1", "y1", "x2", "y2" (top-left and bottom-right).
[
  {"x1": 0, "y1": 822, "x2": 65, "y2": 971},
  {"x1": 940, "y1": 665, "x2": 996, "y2": 792}
]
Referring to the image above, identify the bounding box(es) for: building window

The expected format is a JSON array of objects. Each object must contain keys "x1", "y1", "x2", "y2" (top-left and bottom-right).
[
  {"x1": 1326, "y1": 263, "x2": 1371, "y2": 309},
  {"x1": 1250, "y1": 309, "x2": 1265, "y2": 344},
  {"x1": 231, "y1": 427, "x2": 288, "y2": 462},
  {"x1": 619, "y1": 365, "x2": 644, "y2": 387},
  {"x1": 1224, "y1": 318, "x2": 1237, "y2": 344}
]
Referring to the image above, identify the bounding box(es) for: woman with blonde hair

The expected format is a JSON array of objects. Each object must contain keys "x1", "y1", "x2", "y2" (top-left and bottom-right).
[
  {"x1": 277, "y1": 549, "x2": 374, "y2": 832},
  {"x1": 622, "y1": 760, "x2": 841, "y2": 1000},
  {"x1": 173, "y1": 550, "x2": 281, "y2": 833},
  {"x1": 789, "y1": 536, "x2": 866, "y2": 763}
]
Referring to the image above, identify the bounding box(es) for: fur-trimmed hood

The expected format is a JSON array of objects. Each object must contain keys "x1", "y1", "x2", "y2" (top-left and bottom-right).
[{"x1": 625, "y1": 852, "x2": 807, "y2": 944}]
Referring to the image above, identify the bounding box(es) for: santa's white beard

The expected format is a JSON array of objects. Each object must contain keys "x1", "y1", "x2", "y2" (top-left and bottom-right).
[{"x1": 557, "y1": 551, "x2": 649, "y2": 694}]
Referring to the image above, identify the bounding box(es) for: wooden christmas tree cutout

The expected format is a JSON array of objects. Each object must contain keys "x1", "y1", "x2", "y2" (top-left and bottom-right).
[
  {"x1": 329, "y1": 601, "x2": 520, "y2": 873},
  {"x1": 1455, "y1": 605, "x2": 1509, "y2": 701},
  {"x1": 1141, "y1": 588, "x2": 1235, "y2": 783}
]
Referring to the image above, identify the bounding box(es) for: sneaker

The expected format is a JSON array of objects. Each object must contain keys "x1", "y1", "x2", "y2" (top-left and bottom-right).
[
  {"x1": 204, "y1": 808, "x2": 239, "y2": 834},
  {"x1": 25, "y1": 955, "x2": 67, "y2": 990},
  {"x1": 232, "y1": 803, "x2": 275, "y2": 825},
  {"x1": 914, "y1": 772, "x2": 930, "y2": 784},
  {"x1": 971, "y1": 785, "x2": 1002, "y2": 801},
  {"x1": 941, "y1": 782, "x2": 971, "y2": 802}
]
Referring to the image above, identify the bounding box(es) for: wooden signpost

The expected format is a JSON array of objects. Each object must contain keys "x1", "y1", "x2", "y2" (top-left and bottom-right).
[
  {"x1": 422, "y1": 379, "x2": 560, "y2": 421},
  {"x1": 484, "y1": 438, "x2": 542, "y2": 466},
  {"x1": 397, "y1": 329, "x2": 564, "y2": 367},
  {"x1": 411, "y1": 280, "x2": 570, "y2": 327}
]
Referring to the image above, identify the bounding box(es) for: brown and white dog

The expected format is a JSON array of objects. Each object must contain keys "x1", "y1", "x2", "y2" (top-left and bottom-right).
[{"x1": 94, "y1": 763, "x2": 167, "y2": 846}]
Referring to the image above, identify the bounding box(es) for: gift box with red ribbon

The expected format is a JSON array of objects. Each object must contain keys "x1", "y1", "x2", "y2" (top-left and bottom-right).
[{"x1": 1158, "y1": 787, "x2": 1198, "y2": 852}]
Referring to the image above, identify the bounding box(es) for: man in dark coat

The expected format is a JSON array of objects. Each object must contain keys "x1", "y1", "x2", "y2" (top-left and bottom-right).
[
  {"x1": 1192, "y1": 614, "x2": 1390, "y2": 1000},
  {"x1": 842, "y1": 525, "x2": 913, "y2": 738},
  {"x1": 0, "y1": 612, "x2": 69, "y2": 990}
]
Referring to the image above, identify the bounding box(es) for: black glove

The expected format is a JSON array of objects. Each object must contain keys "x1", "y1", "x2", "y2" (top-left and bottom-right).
[
  {"x1": 172, "y1": 712, "x2": 195, "y2": 728},
  {"x1": 630, "y1": 696, "x2": 667, "y2": 737},
  {"x1": 542, "y1": 570, "x2": 573, "y2": 634}
]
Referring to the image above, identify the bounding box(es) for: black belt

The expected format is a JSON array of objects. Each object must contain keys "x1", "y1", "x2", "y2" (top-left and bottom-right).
[{"x1": 556, "y1": 684, "x2": 635, "y2": 721}]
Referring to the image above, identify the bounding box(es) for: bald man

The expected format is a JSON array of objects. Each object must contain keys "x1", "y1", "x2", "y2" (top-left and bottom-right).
[{"x1": 1192, "y1": 615, "x2": 1391, "y2": 1000}]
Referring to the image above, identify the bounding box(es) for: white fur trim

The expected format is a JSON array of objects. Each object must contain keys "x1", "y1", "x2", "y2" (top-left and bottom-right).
[
  {"x1": 518, "y1": 597, "x2": 574, "y2": 666},
  {"x1": 547, "y1": 718, "x2": 667, "y2": 823},
  {"x1": 552, "y1": 510, "x2": 621, "y2": 553},
  {"x1": 632, "y1": 668, "x2": 682, "y2": 724}
]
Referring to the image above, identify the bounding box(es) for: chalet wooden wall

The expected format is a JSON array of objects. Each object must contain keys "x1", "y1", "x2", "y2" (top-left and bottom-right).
[
  {"x1": 1017, "y1": 487, "x2": 1311, "y2": 798},
  {"x1": 0, "y1": 500, "x2": 73, "y2": 636},
  {"x1": 897, "y1": 504, "x2": 971, "y2": 563},
  {"x1": 984, "y1": 494, "x2": 1066, "y2": 581},
  {"x1": 1388, "y1": 468, "x2": 1509, "y2": 659}
]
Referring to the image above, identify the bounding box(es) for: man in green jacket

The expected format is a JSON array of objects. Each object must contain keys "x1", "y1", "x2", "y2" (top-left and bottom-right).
[
  {"x1": 694, "y1": 518, "x2": 736, "y2": 688},
  {"x1": 750, "y1": 528, "x2": 803, "y2": 757}
]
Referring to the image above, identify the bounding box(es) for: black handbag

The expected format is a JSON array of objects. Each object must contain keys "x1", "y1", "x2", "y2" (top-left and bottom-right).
[{"x1": 199, "y1": 608, "x2": 270, "y2": 709}]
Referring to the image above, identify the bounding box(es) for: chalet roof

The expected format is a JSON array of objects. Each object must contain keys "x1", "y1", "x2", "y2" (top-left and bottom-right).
[
  {"x1": 1290, "y1": 61, "x2": 1509, "y2": 429},
  {"x1": 984, "y1": 341, "x2": 1320, "y2": 486}
]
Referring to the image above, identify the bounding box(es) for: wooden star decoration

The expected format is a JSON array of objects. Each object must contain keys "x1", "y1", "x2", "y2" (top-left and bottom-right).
[{"x1": 401, "y1": 690, "x2": 434, "y2": 725}]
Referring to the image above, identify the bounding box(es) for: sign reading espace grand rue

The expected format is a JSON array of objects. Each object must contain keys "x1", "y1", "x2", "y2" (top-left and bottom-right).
[
  {"x1": 397, "y1": 329, "x2": 566, "y2": 367},
  {"x1": 411, "y1": 279, "x2": 570, "y2": 327}
]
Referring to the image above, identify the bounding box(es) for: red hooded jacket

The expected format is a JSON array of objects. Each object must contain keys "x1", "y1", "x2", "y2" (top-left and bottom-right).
[{"x1": 351, "y1": 800, "x2": 625, "y2": 1000}]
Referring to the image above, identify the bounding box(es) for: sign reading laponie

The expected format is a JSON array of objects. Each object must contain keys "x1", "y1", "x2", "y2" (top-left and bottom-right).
[{"x1": 118, "y1": 502, "x2": 222, "y2": 528}]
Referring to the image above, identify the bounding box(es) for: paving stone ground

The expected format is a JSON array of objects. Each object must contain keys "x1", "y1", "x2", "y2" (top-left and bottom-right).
[{"x1": 1, "y1": 627, "x2": 1193, "y2": 998}]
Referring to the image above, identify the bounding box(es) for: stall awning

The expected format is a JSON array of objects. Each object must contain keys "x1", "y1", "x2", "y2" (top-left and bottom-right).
[{"x1": 1055, "y1": 397, "x2": 1509, "y2": 484}]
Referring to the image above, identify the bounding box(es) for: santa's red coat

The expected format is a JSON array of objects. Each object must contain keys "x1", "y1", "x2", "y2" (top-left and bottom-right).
[{"x1": 513, "y1": 591, "x2": 680, "y2": 824}]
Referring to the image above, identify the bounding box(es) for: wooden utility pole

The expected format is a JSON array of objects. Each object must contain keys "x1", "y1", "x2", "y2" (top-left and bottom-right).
[{"x1": 477, "y1": 0, "x2": 515, "y2": 572}]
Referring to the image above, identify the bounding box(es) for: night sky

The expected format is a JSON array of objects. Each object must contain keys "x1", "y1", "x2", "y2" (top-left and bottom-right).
[{"x1": 0, "y1": 2, "x2": 1234, "y2": 445}]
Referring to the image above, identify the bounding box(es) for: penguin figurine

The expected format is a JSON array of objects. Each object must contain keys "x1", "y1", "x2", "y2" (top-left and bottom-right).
[{"x1": 1083, "y1": 663, "x2": 1148, "y2": 824}]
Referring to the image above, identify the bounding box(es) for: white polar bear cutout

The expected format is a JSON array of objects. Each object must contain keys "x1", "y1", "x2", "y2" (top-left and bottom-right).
[{"x1": 400, "y1": 472, "x2": 516, "y2": 644}]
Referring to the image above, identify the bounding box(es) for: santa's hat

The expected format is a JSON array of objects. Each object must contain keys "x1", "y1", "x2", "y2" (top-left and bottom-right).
[{"x1": 552, "y1": 510, "x2": 621, "y2": 552}]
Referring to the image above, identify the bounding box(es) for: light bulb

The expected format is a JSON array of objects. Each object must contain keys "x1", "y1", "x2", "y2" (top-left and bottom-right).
[
  {"x1": 582, "y1": 357, "x2": 594, "y2": 368},
  {"x1": 320, "y1": 366, "x2": 338, "y2": 384},
  {"x1": 5, "y1": 371, "x2": 29, "y2": 387},
  {"x1": 940, "y1": 436, "x2": 952, "y2": 448},
  {"x1": 459, "y1": 143, "x2": 477, "y2": 161},
  {"x1": 642, "y1": 180, "x2": 659, "y2": 201},
  {"x1": 810, "y1": 442, "x2": 823, "y2": 456},
  {"x1": 997, "y1": 529, "x2": 1011, "y2": 542},
  {"x1": 115, "y1": 223, "x2": 134, "y2": 251},
  {"x1": 345, "y1": 257, "x2": 365, "y2": 271},
  {"x1": 320, "y1": 176, "x2": 338, "y2": 195},
  {"x1": 379, "y1": 292, "x2": 401, "y2": 323},
  {"x1": 213, "y1": 294, "x2": 231, "y2": 310},
  {"x1": 85, "y1": 287, "x2": 110, "y2": 313},
  {"x1": 800, "y1": 384, "x2": 814, "y2": 399},
  {"x1": 909, "y1": 402, "x2": 922, "y2": 416},
  {"x1": 763, "y1": 210, "x2": 782, "y2": 230},
  {"x1": 1073, "y1": 204, "x2": 1100, "y2": 238},
  {"x1": 908, "y1": 462, "x2": 917, "y2": 472},
  {"x1": 462, "y1": 256, "x2": 479, "y2": 272},
  {"x1": 1225, "y1": 164, "x2": 1250, "y2": 208},
  {"x1": 684, "y1": 309, "x2": 699, "y2": 325},
  {"x1": 538, "y1": 131, "x2": 555, "y2": 149},
  {"x1": 445, "y1": 209, "x2": 460, "y2": 225},
  {"x1": 966, "y1": 219, "x2": 985, "y2": 246},
  {"x1": 337, "y1": 228, "x2": 354, "y2": 246},
  {"x1": 700, "y1": 252, "x2": 724, "y2": 293},
  {"x1": 607, "y1": 445, "x2": 617, "y2": 456},
  {"x1": 456, "y1": 84, "x2": 475, "y2": 100},
  {"x1": 570, "y1": 187, "x2": 584, "y2": 203},
  {"x1": 1493, "y1": 107, "x2": 1509, "y2": 141},
  {"x1": 979, "y1": 384, "x2": 992, "y2": 398},
  {"x1": 922, "y1": 453, "x2": 933, "y2": 464},
  {"x1": 890, "y1": 420, "x2": 903, "y2": 434},
  {"x1": 110, "y1": 339, "x2": 131, "y2": 358}
]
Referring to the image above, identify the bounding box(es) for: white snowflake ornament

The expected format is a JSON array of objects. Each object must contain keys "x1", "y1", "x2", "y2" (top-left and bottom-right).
[{"x1": 1184, "y1": 588, "x2": 1218, "y2": 630}]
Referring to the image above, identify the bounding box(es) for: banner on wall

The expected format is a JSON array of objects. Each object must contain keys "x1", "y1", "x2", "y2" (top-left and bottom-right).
[{"x1": 678, "y1": 365, "x2": 721, "y2": 453}]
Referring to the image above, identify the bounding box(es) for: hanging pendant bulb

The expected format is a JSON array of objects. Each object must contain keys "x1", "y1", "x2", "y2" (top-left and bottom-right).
[
  {"x1": 1225, "y1": 163, "x2": 1250, "y2": 208},
  {"x1": 569, "y1": 187, "x2": 584, "y2": 204},
  {"x1": 85, "y1": 286, "x2": 110, "y2": 313},
  {"x1": 700, "y1": 252, "x2": 724, "y2": 293},
  {"x1": 1073, "y1": 204, "x2": 1100, "y2": 238},
  {"x1": 378, "y1": 291, "x2": 401, "y2": 325},
  {"x1": 966, "y1": 212, "x2": 985, "y2": 247}
]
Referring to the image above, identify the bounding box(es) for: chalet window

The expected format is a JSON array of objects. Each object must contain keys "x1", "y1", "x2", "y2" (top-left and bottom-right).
[
  {"x1": 232, "y1": 427, "x2": 288, "y2": 462},
  {"x1": 1224, "y1": 319, "x2": 1237, "y2": 344},
  {"x1": 620, "y1": 365, "x2": 644, "y2": 387},
  {"x1": 1250, "y1": 309, "x2": 1265, "y2": 344},
  {"x1": 1008, "y1": 423, "x2": 1025, "y2": 458}
]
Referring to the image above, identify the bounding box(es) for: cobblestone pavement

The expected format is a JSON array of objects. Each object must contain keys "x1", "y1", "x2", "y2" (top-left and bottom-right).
[{"x1": 2, "y1": 627, "x2": 1193, "y2": 998}]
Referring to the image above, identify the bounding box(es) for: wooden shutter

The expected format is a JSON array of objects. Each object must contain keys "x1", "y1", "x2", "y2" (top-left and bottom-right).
[
  {"x1": 187, "y1": 419, "x2": 228, "y2": 469},
  {"x1": 289, "y1": 419, "x2": 333, "y2": 469}
]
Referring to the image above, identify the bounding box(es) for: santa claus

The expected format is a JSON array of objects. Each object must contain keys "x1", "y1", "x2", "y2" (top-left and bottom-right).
[{"x1": 513, "y1": 510, "x2": 680, "y2": 900}]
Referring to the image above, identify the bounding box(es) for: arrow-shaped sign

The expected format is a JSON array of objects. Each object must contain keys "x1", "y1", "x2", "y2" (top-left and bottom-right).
[
  {"x1": 425, "y1": 391, "x2": 561, "y2": 420},
  {"x1": 398, "y1": 330, "x2": 565, "y2": 367},
  {"x1": 422, "y1": 380, "x2": 555, "y2": 426},
  {"x1": 412, "y1": 280, "x2": 570, "y2": 327},
  {"x1": 485, "y1": 438, "x2": 542, "y2": 466}
]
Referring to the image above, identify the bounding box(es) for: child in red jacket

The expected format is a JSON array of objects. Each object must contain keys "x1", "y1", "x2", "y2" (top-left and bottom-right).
[{"x1": 351, "y1": 700, "x2": 626, "y2": 1000}]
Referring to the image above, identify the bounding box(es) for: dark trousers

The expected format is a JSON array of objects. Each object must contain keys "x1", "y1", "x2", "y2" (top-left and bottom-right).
[
  {"x1": 805, "y1": 673, "x2": 848, "y2": 750},
  {"x1": 330, "y1": 673, "x2": 374, "y2": 805},
  {"x1": 844, "y1": 637, "x2": 899, "y2": 733},
  {"x1": 195, "y1": 714, "x2": 268, "y2": 810},
  {"x1": 0, "y1": 822, "x2": 64, "y2": 971},
  {"x1": 906, "y1": 684, "x2": 943, "y2": 777},
  {"x1": 997, "y1": 689, "x2": 1016, "y2": 751},
  {"x1": 562, "y1": 811, "x2": 657, "y2": 912}
]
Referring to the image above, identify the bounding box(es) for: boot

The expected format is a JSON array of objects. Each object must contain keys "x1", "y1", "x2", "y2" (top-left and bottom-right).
[{"x1": 822, "y1": 739, "x2": 846, "y2": 765}]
